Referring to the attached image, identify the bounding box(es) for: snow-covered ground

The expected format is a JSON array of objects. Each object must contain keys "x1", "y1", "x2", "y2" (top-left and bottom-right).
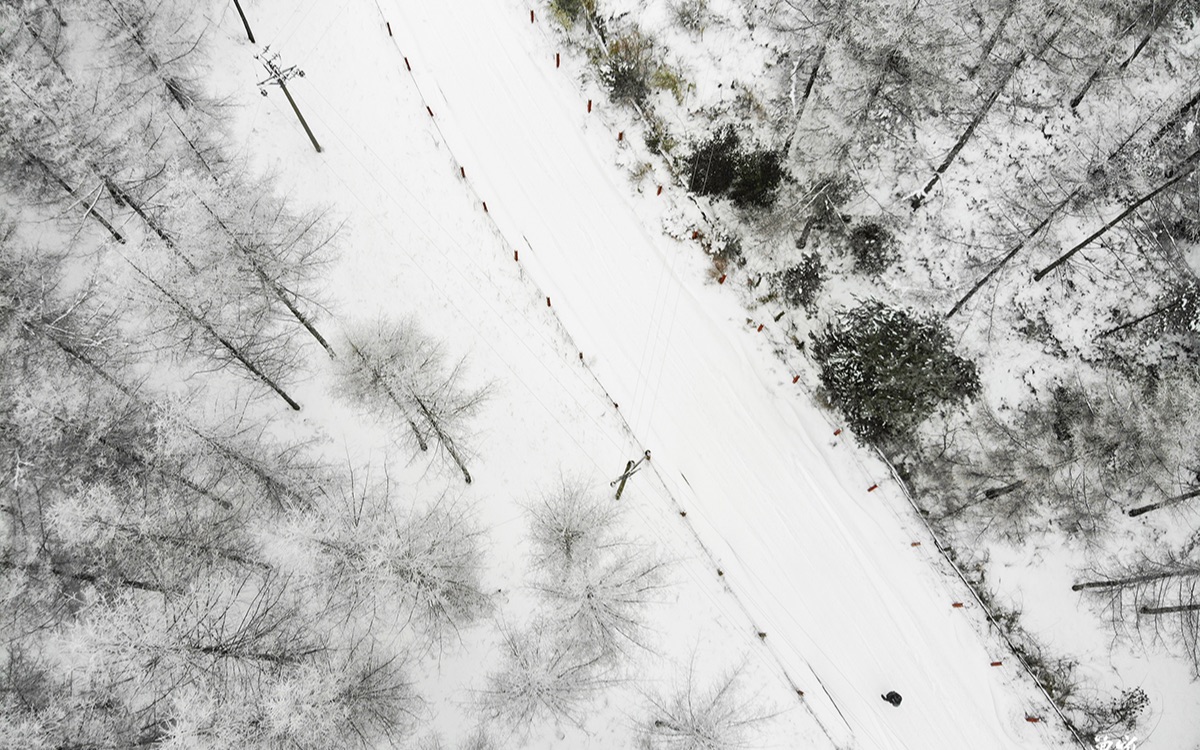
[{"x1": 203, "y1": 0, "x2": 1085, "y2": 746}]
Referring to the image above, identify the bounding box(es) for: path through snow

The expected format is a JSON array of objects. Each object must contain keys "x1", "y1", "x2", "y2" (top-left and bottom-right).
[{"x1": 375, "y1": 2, "x2": 1079, "y2": 748}]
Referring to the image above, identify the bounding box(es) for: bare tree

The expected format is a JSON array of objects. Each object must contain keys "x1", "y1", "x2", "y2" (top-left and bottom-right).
[
  {"x1": 1068, "y1": 1, "x2": 1179, "y2": 109},
  {"x1": 479, "y1": 622, "x2": 609, "y2": 729},
  {"x1": 1074, "y1": 552, "x2": 1200, "y2": 673},
  {"x1": 276, "y1": 477, "x2": 492, "y2": 650},
  {"x1": 336, "y1": 318, "x2": 491, "y2": 483},
  {"x1": 189, "y1": 178, "x2": 339, "y2": 356},
  {"x1": 947, "y1": 109, "x2": 1163, "y2": 317},
  {"x1": 125, "y1": 253, "x2": 304, "y2": 410},
  {"x1": 533, "y1": 550, "x2": 667, "y2": 658},
  {"x1": 642, "y1": 658, "x2": 777, "y2": 750},
  {"x1": 967, "y1": 0, "x2": 1017, "y2": 78},
  {"x1": 90, "y1": 0, "x2": 210, "y2": 111},
  {"x1": 525, "y1": 478, "x2": 620, "y2": 570},
  {"x1": 525, "y1": 478, "x2": 667, "y2": 658},
  {"x1": 1033, "y1": 147, "x2": 1200, "y2": 281}
]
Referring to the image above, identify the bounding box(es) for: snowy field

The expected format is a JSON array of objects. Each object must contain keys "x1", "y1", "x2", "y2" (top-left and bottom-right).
[{"x1": 194, "y1": 0, "x2": 1095, "y2": 746}]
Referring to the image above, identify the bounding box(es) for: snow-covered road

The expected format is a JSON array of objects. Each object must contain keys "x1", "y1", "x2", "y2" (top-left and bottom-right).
[{"x1": 374, "y1": 1, "x2": 1077, "y2": 748}]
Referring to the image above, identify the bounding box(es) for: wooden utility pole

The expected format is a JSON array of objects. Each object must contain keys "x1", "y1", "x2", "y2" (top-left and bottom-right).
[
  {"x1": 232, "y1": 0, "x2": 256, "y2": 43},
  {"x1": 256, "y1": 47, "x2": 323, "y2": 153},
  {"x1": 611, "y1": 450, "x2": 651, "y2": 500},
  {"x1": 1128, "y1": 487, "x2": 1200, "y2": 517}
]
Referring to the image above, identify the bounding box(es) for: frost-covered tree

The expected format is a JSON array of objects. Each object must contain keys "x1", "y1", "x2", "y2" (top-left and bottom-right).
[
  {"x1": 525, "y1": 479, "x2": 666, "y2": 658},
  {"x1": 185, "y1": 176, "x2": 339, "y2": 356},
  {"x1": 127, "y1": 251, "x2": 305, "y2": 410},
  {"x1": 480, "y1": 622, "x2": 608, "y2": 729},
  {"x1": 641, "y1": 658, "x2": 776, "y2": 750},
  {"x1": 337, "y1": 317, "x2": 491, "y2": 483},
  {"x1": 526, "y1": 478, "x2": 619, "y2": 569},
  {"x1": 272, "y1": 480, "x2": 491, "y2": 650},
  {"x1": 89, "y1": 0, "x2": 210, "y2": 112},
  {"x1": 533, "y1": 548, "x2": 667, "y2": 658}
]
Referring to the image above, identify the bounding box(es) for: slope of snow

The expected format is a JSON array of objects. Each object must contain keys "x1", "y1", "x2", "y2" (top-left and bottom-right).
[{"x1": 203, "y1": 0, "x2": 1081, "y2": 746}]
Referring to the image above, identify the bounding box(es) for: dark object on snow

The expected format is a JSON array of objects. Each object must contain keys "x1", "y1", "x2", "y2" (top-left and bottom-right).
[{"x1": 882, "y1": 691, "x2": 903, "y2": 707}]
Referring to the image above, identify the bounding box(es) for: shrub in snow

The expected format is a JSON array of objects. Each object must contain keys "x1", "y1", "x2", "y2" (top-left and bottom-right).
[
  {"x1": 1048, "y1": 384, "x2": 1091, "y2": 444},
  {"x1": 1093, "y1": 734, "x2": 1140, "y2": 750},
  {"x1": 1075, "y1": 688, "x2": 1148, "y2": 746},
  {"x1": 810, "y1": 301, "x2": 980, "y2": 444},
  {"x1": 418, "y1": 729, "x2": 498, "y2": 750},
  {"x1": 686, "y1": 127, "x2": 785, "y2": 208},
  {"x1": 670, "y1": 0, "x2": 709, "y2": 33},
  {"x1": 649, "y1": 65, "x2": 689, "y2": 105},
  {"x1": 644, "y1": 115, "x2": 678, "y2": 155},
  {"x1": 728, "y1": 148, "x2": 785, "y2": 208},
  {"x1": 775, "y1": 251, "x2": 823, "y2": 312},
  {"x1": 847, "y1": 221, "x2": 897, "y2": 275},
  {"x1": 550, "y1": 0, "x2": 596, "y2": 26},
  {"x1": 459, "y1": 728, "x2": 498, "y2": 750},
  {"x1": 688, "y1": 127, "x2": 741, "y2": 197},
  {"x1": 598, "y1": 30, "x2": 655, "y2": 107}
]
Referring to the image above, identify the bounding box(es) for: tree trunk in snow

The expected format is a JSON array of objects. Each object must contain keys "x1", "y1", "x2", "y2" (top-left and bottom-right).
[
  {"x1": 1033, "y1": 146, "x2": 1200, "y2": 281},
  {"x1": 948, "y1": 109, "x2": 1152, "y2": 316},
  {"x1": 967, "y1": 0, "x2": 1016, "y2": 79},
  {"x1": 1128, "y1": 487, "x2": 1200, "y2": 517},
  {"x1": 27, "y1": 154, "x2": 126, "y2": 244},
  {"x1": 347, "y1": 339, "x2": 430, "y2": 451},
  {"x1": 126, "y1": 260, "x2": 302, "y2": 410},
  {"x1": 199, "y1": 198, "x2": 336, "y2": 357},
  {"x1": 413, "y1": 393, "x2": 473, "y2": 484},
  {"x1": 918, "y1": 52, "x2": 1027, "y2": 202},
  {"x1": 1140, "y1": 602, "x2": 1200, "y2": 615},
  {"x1": 1149, "y1": 88, "x2": 1200, "y2": 148},
  {"x1": 1072, "y1": 567, "x2": 1200, "y2": 591},
  {"x1": 1070, "y1": 1, "x2": 1176, "y2": 109}
]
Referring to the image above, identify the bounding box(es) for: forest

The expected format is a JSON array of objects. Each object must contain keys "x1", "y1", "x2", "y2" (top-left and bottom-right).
[
  {"x1": 0, "y1": 1, "x2": 723, "y2": 747},
  {"x1": 6, "y1": 0, "x2": 1200, "y2": 746}
]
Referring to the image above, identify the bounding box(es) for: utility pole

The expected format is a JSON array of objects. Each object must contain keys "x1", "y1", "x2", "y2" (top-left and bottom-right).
[
  {"x1": 611, "y1": 450, "x2": 651, "y2": 500},
  {"x1": 232, "y1": 0, "x2": 256, "y2": 43},
  {"x1": 256, "y1": 46, "x2": 322, "y2": 153}
]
